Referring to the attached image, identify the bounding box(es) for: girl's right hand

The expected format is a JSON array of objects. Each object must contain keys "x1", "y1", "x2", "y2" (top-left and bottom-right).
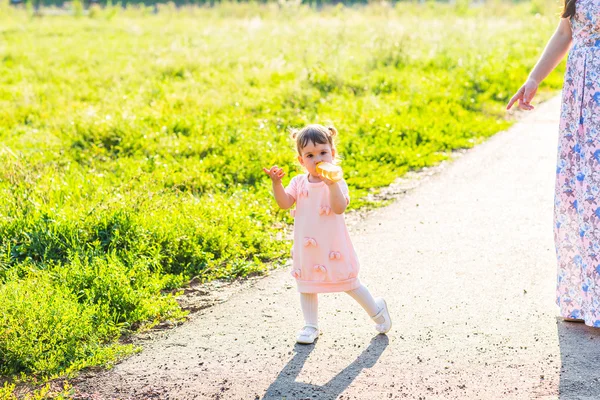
[
  {"x1": 506, "y1": 78, "x2": 539, "y2": 111},
  {"x1": 263, "y1": 165, "x2": 285, "y2": 183}
]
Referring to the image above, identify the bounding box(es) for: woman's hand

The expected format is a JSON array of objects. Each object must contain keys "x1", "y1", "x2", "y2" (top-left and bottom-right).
[
  {"x1": 263, "y1": 165, "x2": 285, "y2": 183},
  {"x1": 506, "y1": 78, "x2": 539, "y2": 111}
]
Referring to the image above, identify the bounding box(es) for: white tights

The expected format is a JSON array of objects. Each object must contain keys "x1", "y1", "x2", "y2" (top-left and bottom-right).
[{"x1": 299, "y1": 284, "x2": 383, "y2": 327}]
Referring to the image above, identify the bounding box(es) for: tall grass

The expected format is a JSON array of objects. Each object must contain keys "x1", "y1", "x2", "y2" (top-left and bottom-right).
[{"x1": 0, "y1": 0, "x2": 565, "y2": 389}]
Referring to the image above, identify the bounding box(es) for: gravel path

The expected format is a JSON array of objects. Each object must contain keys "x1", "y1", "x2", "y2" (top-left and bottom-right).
[{"x1": 73, "y1": 96, "x2": 600, "y2": 400}]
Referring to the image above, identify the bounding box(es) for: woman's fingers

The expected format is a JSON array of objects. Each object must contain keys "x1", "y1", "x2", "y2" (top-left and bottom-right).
[
  {"x1": 520, "y1": 100, "x2": 534, "y2": 110},
  {"x1": 507, "y1": 94, "x2": 519, "y2": 110},
  {"x1": 509, "y1": 80, "x2": 538, "y2": 111},
  {"x1": 523, "y1": 85, "x2": 537, "y2": 105},
  {"x1": 506, "y1": 88, "x2": 523, "y2": 110},
  {"x1": 518, "y1": 100, "x2": 533, "y2": 110},
  {"x1": 519, "y1": 85, "x2": 535, "y2": 110}
]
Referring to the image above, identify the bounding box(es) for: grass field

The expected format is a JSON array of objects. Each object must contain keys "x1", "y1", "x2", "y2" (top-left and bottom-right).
[{"x1": 0, "y1": 0, "x2": 565, "y2": 394}]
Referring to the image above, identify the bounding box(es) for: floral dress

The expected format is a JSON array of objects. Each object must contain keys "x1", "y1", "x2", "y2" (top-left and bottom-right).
[{"x1": 555, "y1": 0, "x2": 600, "y2": 326}]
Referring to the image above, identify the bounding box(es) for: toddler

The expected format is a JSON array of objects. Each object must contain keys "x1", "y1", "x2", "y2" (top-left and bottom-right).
[{"x1": 263, "y1": 124, "x2": 392, "y2": 344}]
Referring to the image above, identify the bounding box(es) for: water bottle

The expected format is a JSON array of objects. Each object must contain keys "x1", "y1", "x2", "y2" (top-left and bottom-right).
[{"x1": 316, "y1": 162, "x2": 343, "y2": 182}]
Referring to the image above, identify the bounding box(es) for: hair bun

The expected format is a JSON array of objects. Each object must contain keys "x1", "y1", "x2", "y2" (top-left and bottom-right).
[
  {"x1": 327, "y1": 126, "x2": 338, "y2": 137},
  {"x1": 289, "y1": 127, "x2": 299, "y2": 140}
]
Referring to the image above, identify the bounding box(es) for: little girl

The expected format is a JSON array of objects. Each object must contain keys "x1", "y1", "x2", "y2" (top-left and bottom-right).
[{"x1": 263, "y1": 124, "x2": 392, "y2": 344}]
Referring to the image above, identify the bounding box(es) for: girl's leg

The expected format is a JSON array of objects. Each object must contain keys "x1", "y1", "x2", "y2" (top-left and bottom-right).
[
  {"x1": 300, "y1": 293, "x2": 319, "y2": 326},
  {"x1": 298, "y1": 293, "x2": 319, "y2": 344},
  {"x1": 345, "y1": 284, "x2": 384, "y2": 323},
  {"x1": 347, "y1": 284, "x2": 392, "y2": 333}
]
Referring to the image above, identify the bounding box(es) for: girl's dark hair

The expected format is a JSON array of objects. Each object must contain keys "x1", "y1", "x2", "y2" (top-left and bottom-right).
[
  {"x1": 291, "y1": 124, "x2": 337, "y2": 155},
  {"x1": 562, "y1": 0, "x2": 576, "y2": 18}
]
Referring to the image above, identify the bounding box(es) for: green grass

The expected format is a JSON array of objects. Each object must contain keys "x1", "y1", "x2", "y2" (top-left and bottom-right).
[{"x1": 0, "y1": 0, "x2": 566, "y2": 392}]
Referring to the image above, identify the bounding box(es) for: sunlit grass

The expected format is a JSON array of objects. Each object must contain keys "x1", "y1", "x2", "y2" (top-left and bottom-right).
[{"x1": 0, "y1": 0, "x2": 565, "y2": 389}]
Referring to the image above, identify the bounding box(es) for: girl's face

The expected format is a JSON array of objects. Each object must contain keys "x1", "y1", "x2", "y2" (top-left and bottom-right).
[{"x1": 298, "y1": 141, "x2": 336, "y2": 179}]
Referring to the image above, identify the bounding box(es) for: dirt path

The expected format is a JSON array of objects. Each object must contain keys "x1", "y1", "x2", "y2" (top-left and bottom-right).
[{"x1": 73, "y1": 96, "x2": 600, "y2": 400}]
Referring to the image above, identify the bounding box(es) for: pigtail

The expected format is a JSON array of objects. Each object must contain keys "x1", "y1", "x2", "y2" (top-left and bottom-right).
[
  {"x1": 289, "y1": 127, "x2": 299, "y2": 140},
  {"x1": 327, "y1": 126, "x2": 338, "y2": 138}
]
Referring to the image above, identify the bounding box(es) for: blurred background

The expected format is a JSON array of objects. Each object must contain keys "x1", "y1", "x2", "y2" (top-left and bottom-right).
[{"x1": 0, "y1": 0, "x2": 566, "y2": 396}]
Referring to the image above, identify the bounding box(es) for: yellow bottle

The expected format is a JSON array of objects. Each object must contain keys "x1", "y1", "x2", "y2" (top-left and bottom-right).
[{"x1": 316, "y1": 162, "x2": 343, "y2": 182}]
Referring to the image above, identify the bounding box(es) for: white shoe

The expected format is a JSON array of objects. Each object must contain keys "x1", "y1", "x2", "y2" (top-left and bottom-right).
[
  {"x1": 296, "y1": 324, "x2": 319, "y2": 344},
  {"x1": 372, "y1": 298, "x2": 392, "y2": 334}
]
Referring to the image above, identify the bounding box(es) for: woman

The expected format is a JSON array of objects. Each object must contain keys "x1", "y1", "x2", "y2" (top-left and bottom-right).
[{"x1": 507, "y1": 0, "x2": 600, "y2": 326}]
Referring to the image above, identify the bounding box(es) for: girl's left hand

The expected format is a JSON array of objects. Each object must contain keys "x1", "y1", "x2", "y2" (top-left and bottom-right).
[{"x1": 321, "y1": 176, "x2": 336, "y2": 186}]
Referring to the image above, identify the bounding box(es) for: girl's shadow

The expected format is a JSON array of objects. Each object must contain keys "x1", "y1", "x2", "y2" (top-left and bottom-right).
[{"x1": 262, "y1": 334, "x2": 389, "y2": 400}]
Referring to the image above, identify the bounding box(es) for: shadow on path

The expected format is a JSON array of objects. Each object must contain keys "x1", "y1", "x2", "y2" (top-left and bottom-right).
[
  {"x1": 262, "y1": 335, "x2": 389, "y2": 400},
  {"x1": 557, "y1": 318, "x2": 600, "y2": 399}
]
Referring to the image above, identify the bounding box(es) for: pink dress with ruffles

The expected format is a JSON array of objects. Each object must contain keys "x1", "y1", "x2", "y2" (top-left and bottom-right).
[{"x1": 285, "y1": 174, "x2": 361, "y2": 293}]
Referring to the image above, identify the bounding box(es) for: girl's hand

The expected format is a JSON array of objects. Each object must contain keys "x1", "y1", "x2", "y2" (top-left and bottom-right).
[
  {"x1": 321, "y1": 176, "x2": 337, "y2": 186},
  {"x1": 263, "y1": 165, "x2": 285, "y2": 183},
  {"x1": 506, "y1": 78, "x2": 539, "y2": 111}
]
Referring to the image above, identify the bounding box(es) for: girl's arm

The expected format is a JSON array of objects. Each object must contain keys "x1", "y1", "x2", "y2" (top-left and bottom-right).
[
  {"x1": 326, "y1": 181, "x2": 348, "y2": 214},
  {"x1": 271, "y1": 181, "x2": 295, "y2": 209},
  {"x1": 263, "y1": 166, "x2": 295, "y2": 209},
  {"x1": 507, "y1": 18, "x2": 572, "y2": 110}
]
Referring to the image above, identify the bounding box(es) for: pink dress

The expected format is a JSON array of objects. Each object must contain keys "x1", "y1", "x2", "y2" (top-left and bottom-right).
[
  {"x1": 554, "y1": 0, "x2": 600, "y2": 326},
  {"x1": 285, "y1": 174, "x2": 361, "y2": 293}
]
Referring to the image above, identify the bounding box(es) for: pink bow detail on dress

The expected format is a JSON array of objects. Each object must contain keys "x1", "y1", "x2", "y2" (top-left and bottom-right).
[
  {"x1": 298, "y1": 189, "x2": 309, "y2": 198},
  {"x1": 291, "y1": 269, "x2": 301, "y2": 279},
  {"x1": 304, "y1": 237, "x2": 317, "y2": 247},
  {"x1": 313, "y1": 265, "x2": 327, "y2": 273},
  {"x1": 329, "y1": 251, "x2": 342, "y2": 260},
  {"x1": 319, "y1": 206, "x2": 331, "y2": 216}
]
